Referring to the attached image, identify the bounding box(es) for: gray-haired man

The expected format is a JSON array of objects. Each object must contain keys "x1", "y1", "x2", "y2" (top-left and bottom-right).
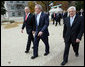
[{"x1": 61, "y1": 6, "x2": 84, "y2": 65}]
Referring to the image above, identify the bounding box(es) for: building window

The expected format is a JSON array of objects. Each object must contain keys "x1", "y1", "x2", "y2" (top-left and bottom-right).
[
  {"x1": 12, "y1": 12, "x2": 15, "y2": 16},
  {"x1": 18, "y1": 12, "x2": 22, "y2": 16},
  {"x1": 10, "y1": 1, "x2": 13, "y2": 3},
  {"x1": 22, "y1": 1, "x2": 25, "y2": 3},
  {"x1": 11, "y1": 6, "x2": 14, "y2": 10},
  {"x1": 16, "y1": 5, "x2": 24, "y2": 9},
  {"x1": 16, "y1": 1, "x2": 19, "y2": 3}
]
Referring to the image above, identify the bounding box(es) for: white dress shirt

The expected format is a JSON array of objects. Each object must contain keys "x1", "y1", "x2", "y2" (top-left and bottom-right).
[
  {"x1": 70, "y1": 15, "x2": 76, "y2": 26},
  {"x1": 36, "y1": 12, "x2": 42, "y2": 26},
  {"x1": 26, "y1": 12, "x2": 30, "y2": 18}
]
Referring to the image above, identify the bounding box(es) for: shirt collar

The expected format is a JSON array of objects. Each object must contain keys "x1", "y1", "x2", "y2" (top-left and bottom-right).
[
  {"x1": 70, "y1": 14, "x2": 76, "y2": 19},
  {"x1": 37, "y1": 12, "x2": 42, "y2": 16},
  {"x1": 26, "y1": 12, "x2": 30, "y2": 17}
]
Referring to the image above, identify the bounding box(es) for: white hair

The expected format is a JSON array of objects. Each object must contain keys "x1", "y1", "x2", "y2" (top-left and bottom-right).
[
  {"x1": 35, "y1": 4, "x2": 43, "y2": 10},
  {"x1": 67, "y1": 6, "x2": 76, "y2": 11},
  {"x1": 24, "y1": 6, "x2": 29, "y2": 10}
]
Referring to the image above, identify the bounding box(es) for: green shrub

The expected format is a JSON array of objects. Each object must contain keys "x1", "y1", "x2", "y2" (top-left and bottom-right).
[
  {"x1": 2, "y1": 20, "x2": 9, "y2": 22},
  {"x1": 10, "y1": 20, "x2": 15, "y2": 23}
]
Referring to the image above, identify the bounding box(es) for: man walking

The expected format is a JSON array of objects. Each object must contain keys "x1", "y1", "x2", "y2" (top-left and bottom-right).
[
  {"x1": 31, "y1": 4, "x2": 50, "y2": 59},
  {"x1": 61, "y1": 6, "x2": 84, "y2": 65},
  {"x1": 21, "y1": 7, "x2": 35, "y2": 53}
]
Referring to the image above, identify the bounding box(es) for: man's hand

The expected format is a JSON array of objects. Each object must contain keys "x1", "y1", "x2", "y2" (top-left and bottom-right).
[
  {"x1": 32, "y1": 31, "x2": 35, "y2": 34},
  {"x1": 21, "y1": 29, "x2": 24, "y2": 33},
  {"x1": 38, "y1": 31, "x2": 43, "y2": 37},
  {"x1": 76, "y1": 39, "x2": 80, "y2": 43},
  {"x1": 63, "y1": 37, "x2": 65, "y2": 42}
]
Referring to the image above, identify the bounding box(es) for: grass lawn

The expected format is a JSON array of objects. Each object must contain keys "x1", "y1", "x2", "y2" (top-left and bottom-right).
[
  {"x1": 2, "y1": 20, "x2": 53, "y2": 29},
  {"x1": 2, "y1": 22, "x2": 23, "y2": 29}
]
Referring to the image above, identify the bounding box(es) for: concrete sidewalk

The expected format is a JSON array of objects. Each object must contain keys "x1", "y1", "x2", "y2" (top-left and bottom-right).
[
  {"x1": 44, "y1": 36, "x2": 84, "y2": 66},
  {"x1": 1, "y1": 20, "x2": 84, "y2": 66}
]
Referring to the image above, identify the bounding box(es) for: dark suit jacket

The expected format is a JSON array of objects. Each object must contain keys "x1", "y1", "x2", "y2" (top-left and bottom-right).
[
  {"x1": 51, "y1": 13, "x2": 54, "y2": 19},
  {"x1": 63, "y1": 15, "x2": 84, "y2": 43},
  {"x1": 34, "y1": 12, "x2": 49, "y2": 37},
  {"x1": 22, "y1": 13, "x2": 35, "y2": 34},
  {"x1": 51, "y1": 13, "x2": 56, "y2": 20},
  {"x1": 56, "y1": 13, "x2": 62, "y2": 21}
]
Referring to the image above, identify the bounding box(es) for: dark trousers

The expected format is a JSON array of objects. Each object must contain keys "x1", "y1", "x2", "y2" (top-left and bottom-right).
[
  {"x1": 26, "y1": 32, "x2": 34, "y2": 51},
  {"x1": 53, "y1": 18, "x2": 55, "y2": 24},
  {"x1": 33, "y1": 35, "x2": 50, "y2": 56},
  {"x1": 55, "y1": 18, "x2": 61, "y2": 26},
  {"x1": 58, "y1": 18, "x2": 61, "y2": 25},
  {"x1": 63, "y1": 38, "x2": 79, "y2": 62}
]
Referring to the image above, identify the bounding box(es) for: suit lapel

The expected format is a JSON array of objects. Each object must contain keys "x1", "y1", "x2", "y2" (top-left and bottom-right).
[
  {"x1": 35, "y1": 14, "x2": 38, "y2": 26},
  {"x1": 24, "y1": 13, "x2": 30, "y2": 22},
  {"x1": 67, "y1": 17, "x2": 71, "y2": 28},
  {"x1": 39, "y1": 12, "x2": 43, "y2": 26},
  {"x1": 71, "y1": 15, "x2": 78, "y2": 28},
  {"x1": 27, "y1": 13, "x2": 30, "y2": 20}
]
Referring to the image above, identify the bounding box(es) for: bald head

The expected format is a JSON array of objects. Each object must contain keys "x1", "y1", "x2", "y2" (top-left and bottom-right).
[
  {"x1": 24, "y1": 7, "x2": 30, "y2": 14},
  {"x1": 25, "y1": 7, "x2": 29, "y2": 10}
]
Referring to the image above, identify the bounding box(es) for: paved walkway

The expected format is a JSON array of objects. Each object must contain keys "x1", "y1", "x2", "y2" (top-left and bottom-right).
[{"x1": 1, "y1": 20, "x2": 84, "y2": 66}]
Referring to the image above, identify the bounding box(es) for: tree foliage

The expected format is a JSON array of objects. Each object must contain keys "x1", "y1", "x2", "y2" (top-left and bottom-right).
[
  {"x1": 1, "y1": 1, "x2": 6, "y2": 15},
  {"x1": 28, "y1": 1, "x2": 70, "y2": 13},
  {"x1": 75, "y1": 1, "x2": 84, "y2": 11}
]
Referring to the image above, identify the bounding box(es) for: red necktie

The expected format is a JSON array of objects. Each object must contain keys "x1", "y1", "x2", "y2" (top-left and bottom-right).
[
  {"x1": 25, "y1": 14, "x2": 27, "y2": 21},
  {"x1": 54, "y1": 13, "x2": 55, "y2": 17}
]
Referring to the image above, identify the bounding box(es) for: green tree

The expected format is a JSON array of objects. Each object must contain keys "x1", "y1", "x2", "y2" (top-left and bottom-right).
[
  {"x1": 36, "y1": 1, "x2": 52, "y2": 12},
  {"x1": 1, "y1": 1, "x2": 6, "y2": 15},
  {"x1": 75, "y1": 1, "x2": 84, "y2": 11},
  {"x1": 28, "y1": 1, "x2": 69, "y2": 12},
  {"x1": 28, "y1": 1, "x2": 35, "y2": 13},
  {"x1": 28, "y1": 1, "x2": 51, "y2": 12},
  {"x1": 53, "y1": 1, "x2": 69, "y2": 11},
  {"x1": 37, "y1": 1, "x2": 69, "y2": 11}
]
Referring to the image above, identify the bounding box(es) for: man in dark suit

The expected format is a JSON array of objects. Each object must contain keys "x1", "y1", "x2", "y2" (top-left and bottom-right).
[
  {"x1": 31, "y1": 4, "x2": 50, "y2": 59},
  {"x1": 61, "y1": 6, "x2": 84, "y2": 65},
  {"x1": 51, "y1": 12, "x2": 56, "y2": 25},
  {"x1": 21, "y1": 7, "x2": 35, "y2": 53},
  {"x1": 55, "y1": 12, "x2": 62, "y2": 26}
]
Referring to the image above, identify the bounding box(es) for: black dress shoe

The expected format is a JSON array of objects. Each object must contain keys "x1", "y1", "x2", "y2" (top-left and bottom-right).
[
  {"x1": 25, "y1": 50, "x2": 29, "y2": 53},
  {"x1": 44, "y1": 52, "x2": 50, "y2": 56},
  {"x1": 61, "y1": 61, "x2": 68, "y2": 66},
  {"x1": 75, "y1": 53, "x2": 79, "y2": 57},
  {"x1": 31, "y1": 56, "x2": 38, "y2": 59}
]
